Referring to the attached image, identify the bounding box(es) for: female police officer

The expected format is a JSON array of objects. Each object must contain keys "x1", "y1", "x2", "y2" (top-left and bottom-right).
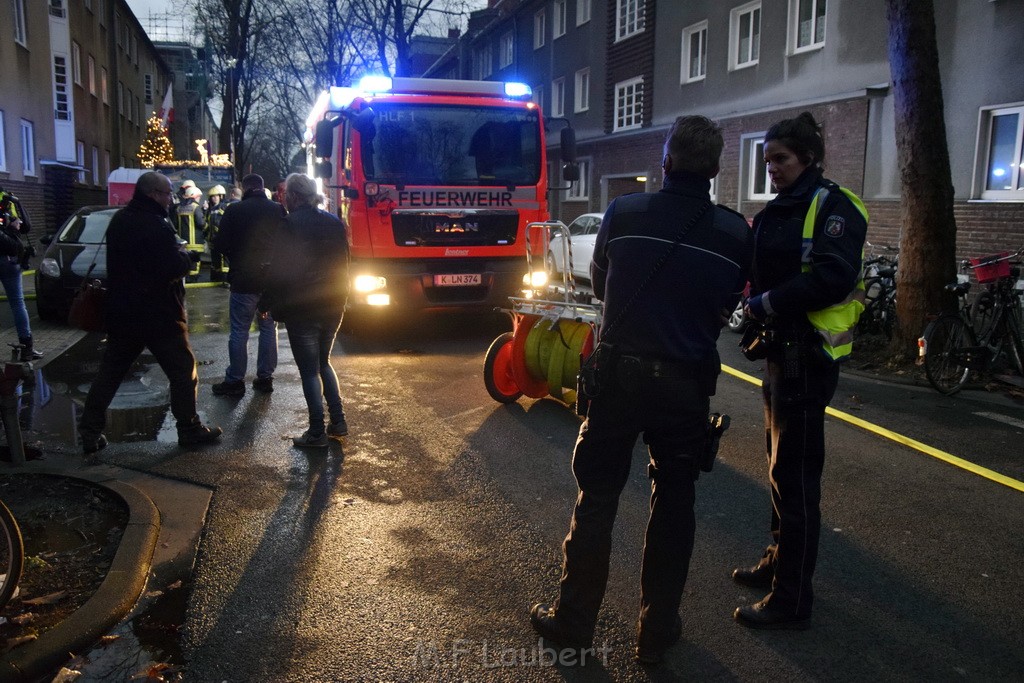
[{"x1": 733, "y1": 112, "x2": 867, "y2": 629}]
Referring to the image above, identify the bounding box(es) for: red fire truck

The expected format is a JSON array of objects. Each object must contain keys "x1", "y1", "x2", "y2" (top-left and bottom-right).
[{"x1": 306, "y1": 76, "x2": 577, "y2": 314}]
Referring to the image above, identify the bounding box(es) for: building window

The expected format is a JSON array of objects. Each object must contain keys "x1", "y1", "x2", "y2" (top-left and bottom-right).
[
  {"x1": 614, "y1": 77, "x2": 644, "y2": 132},
  {"x1": 104, "y1": 151, "x2": 110, "y2": 183},
  {"x1": 790, "y1": 0, "x2": 826, "y2": 53},
  {"x1": 97, "y1": 0, "x2": 105, "y2": 26},
  {"x1": 566, "y1": 159, "x2": 590, "y2": 200},
  {"x1": 980, "y1": 104, "x2": 1024, "y2": 200},
  {"x1": 551, "y1": 77, "x2": 565, "y2": 118},
  {"x1": 730, "y1": 2, "x2": 761, "y2": 70},
  {"x1": 553, "y1": 0, "x2": 567, "y2": 39},
  {"x1": 533, "y1": 84, "x2": 544, "y2": 113},
  {"x1": 76, "y1": 141, "x2": 85, "y2": 182},
  {"x1": 131, "y1": 34, "x2": 138, "y2": 64},
  {"x1": 85, "y1": 0, "x2": 92, "y2": 12},
  {"x1": 72, "y1": 42, "x2": 82, "y2": 85},
  {"x1": 144, "y1": 74, "x2": 153, "y2": 103},
  {"x1": 92, "y1": 146, "x2": 99, "y2": 184},
  {"x1": 20, "y1": 120, "x2": 35, "y2": 176},
  {"x1": 88, "y1": 55, "x2": 97, "y2": 96},
  {"x1": 49, "y1": 0, "x2": 66, "y2": 18},
  {"x1": 127, "y1": 87, "x2": 134, "y2": 122},
  {"x1": 53, "y1": 56, "x2": 71, "y2": 121},
  {"x1": 117, "y1": 82, "x2": 124, "y2": 117},
  {"x1": 0, "y1": 111, "x2": 6, "y2": 172},
  {"x1": 101, "y1": 68, "x2": 108, "y2": 104},
  {"x1": 13, "y1": 0, "x2": 27, "y2": 46},
  {"x1": 682, "y1": 21, "x2": 708, "y2": 83},
  {"x1": 472, "y1": 45, "x2": 492, "y2": 79},
  {"x1": 748, "y1": 137, "x2": 774, "y2": 200},
  {"x1": 577, "y1": 0, "x2": 591, "y2": 26},
  {"x1": 499, "y1": 32, "x2": 513, "y2": 69},
  {"x1": 574, "y1": 68, "x2": 590, "y2": 113},
  {"x1": 534, "y1": 9, "x2": 546, "y2": 49},
  {"x1": 616, "y1": 0, "x2": 645, "y2": 42}
]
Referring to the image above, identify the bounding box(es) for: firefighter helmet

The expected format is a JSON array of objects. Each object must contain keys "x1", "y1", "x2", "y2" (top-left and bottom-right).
[
  {"x1": 208, "y1": 185, "x2": 226, "y2": 197},
  {"x1": 180, "y1": 179, "x2": 197, "y2": 190},
  {"x1": 184, "y1": 186, "x2": 203, "y2": 200}
]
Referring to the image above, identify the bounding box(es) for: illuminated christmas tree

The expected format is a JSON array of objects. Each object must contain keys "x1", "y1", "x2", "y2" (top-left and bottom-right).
[{"x1": 138, "y1": 114, "x2": 174, "y2": 167}]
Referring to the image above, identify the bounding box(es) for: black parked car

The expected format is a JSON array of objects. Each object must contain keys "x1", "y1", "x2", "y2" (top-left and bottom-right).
[{"x1": 35, "y1": 205, "x2": 117, "y2": 322}]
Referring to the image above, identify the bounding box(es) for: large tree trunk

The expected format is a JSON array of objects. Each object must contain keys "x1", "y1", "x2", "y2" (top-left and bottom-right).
[{"x1": 885, "y1": 0, "x2": 958, "y2": 356}]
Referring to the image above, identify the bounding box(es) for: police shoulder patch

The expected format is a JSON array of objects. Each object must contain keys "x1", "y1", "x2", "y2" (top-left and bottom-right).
[{"x1": 824, "y1": 215, "x2": 845, "y2": 237}]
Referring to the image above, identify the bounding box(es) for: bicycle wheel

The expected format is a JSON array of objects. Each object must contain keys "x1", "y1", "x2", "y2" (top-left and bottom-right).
[
  {"x1": 0, "y1": 499, "x2": 24, "y2": 610},
  {"x1": 922, "y1": 314, "x2": 976, "y2": 395},
  {"x1": 970, "y1": 289, "x2": 998, "y2": 339}
]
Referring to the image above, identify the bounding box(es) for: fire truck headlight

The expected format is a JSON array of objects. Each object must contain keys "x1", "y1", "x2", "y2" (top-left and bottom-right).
[
  {"x1": 364, "y1": 182, "x2": 379, "y2": 197},
  {"x1": 353, "y1": 275, "x2": 387, "y2": 293},
  {"x1": 522, "y1": 270, "x2": 548, "y2": 289}
]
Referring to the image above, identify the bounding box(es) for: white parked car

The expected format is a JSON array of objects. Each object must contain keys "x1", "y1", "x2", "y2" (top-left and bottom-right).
[{"x1": 547, "y1": 212, "x2": 603, "y2": 283}]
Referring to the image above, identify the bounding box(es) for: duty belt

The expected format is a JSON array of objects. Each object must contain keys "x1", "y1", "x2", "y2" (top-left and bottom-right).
[{"x1": 616, "y1": 355, "x2": 705, "y2": 379}]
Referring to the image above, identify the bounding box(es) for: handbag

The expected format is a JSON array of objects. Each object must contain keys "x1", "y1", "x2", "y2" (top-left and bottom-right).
[{"x1": 68, "y1": 262, "x2": 107, "y2": 333}]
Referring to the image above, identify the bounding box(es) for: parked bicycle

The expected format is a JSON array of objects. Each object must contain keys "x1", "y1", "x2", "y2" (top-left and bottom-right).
[
  {"x1": 857, "y1": 242, "x2": 899, "y2": 339},
  {"x1": 0, "y1": 496, "x2": 24, "y2": 610},
  {"x1": 919, "y1": 247, "x2": 1024, "y2": 395}
]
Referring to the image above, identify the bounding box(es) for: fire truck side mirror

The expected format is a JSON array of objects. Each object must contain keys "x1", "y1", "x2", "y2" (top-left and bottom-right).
[
  {"x1": 562, "y1": 162, "x2": 580, "y2": 183},
  {"x1": 560, "y1": 127, "x2": 578, "y2": 163},
  {"x1": 343, "y1": 187, "x2": 360, "y2": 200},
  {"x1": 314, "y1": 120, "x2": 335, "y2": 159},
  {"x1": 314, "y1": 161, "x2": 333, "y2": 179}
]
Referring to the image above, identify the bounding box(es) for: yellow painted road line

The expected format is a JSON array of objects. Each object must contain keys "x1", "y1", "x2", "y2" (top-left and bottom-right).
[
  {"x1": 722, "y1": 364, "x2": 1024, "y2": 493},
  {"x1": 184, "y1": 281, "x2": 226, "y2": 289}
]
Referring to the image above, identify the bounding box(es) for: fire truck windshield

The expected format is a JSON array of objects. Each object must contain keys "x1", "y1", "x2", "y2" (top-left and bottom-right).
[{"x1": 360, "y1": 103, "x2": 542, "y2": 187}]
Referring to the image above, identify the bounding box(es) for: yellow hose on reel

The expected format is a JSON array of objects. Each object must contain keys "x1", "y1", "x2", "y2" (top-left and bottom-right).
[{"x1": 522, "y1": 319, "x2": 594, "y2": 401}]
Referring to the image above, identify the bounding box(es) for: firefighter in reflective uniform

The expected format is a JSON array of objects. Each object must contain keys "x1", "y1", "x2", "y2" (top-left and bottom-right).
[
  {"x1": 176, "y1": 185, "x2": 205, "y2": 278},
  {"x1": 734, "y1": 112, "x2": 867, "y2": 630},
  {"x1": 205, "y1": 185, "x2": 229, "y2": 282}
]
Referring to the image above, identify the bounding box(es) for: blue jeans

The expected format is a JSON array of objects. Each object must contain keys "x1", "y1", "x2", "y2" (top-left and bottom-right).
[
  {"x1": 0, "y1": 258, "x2": 31, "y2": 339},
  {"x1": 225, "y1": 292, "x2": 278, "y2": 382},
  {"x1": 286, "y1": 316, "x2": 345, "y2": 435}
]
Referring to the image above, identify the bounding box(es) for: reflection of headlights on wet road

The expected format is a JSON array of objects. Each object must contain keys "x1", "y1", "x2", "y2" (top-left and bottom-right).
[{"x1": 40, "y1": 258, "x2": 61, "y2": 278}]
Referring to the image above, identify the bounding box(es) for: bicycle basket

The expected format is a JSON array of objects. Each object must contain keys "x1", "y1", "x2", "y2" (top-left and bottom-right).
[{"x1": 970, "y1": 252, "x2": 1010, "y2": 284}]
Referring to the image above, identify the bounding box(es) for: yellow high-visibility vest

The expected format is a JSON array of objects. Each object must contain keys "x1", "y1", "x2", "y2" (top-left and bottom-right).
[{"x1": 801, "y1": 186, "x2": 869, "y2": 362}]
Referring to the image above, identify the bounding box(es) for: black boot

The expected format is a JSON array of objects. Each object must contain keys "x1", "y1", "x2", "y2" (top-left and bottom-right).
[{"x1": 18, "y1": 336, "x2": 42, "y2": 362}]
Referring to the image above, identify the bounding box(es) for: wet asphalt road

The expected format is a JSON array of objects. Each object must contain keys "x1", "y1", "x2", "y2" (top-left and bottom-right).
[{"x1": 22, "y1": 286, "x2": 1024, "y2": 681}]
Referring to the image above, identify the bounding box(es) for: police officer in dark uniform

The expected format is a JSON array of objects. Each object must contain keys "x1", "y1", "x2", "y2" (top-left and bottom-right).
[
  {"x1": 733, "y1": 111, "x2": 868, "y2": 630},
  {"x1": 530, "y1": 116, "x2": 753, "y2": 664}
]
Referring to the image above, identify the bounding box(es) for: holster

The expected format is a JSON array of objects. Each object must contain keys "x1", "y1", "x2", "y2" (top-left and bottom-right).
[{"x1": 701, "y1": 413, "x2": 730, "y2": 472}]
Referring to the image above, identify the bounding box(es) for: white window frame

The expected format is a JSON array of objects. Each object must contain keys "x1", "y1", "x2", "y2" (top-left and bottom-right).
[
  {"x1": 20, "y1": 119, "x2": 35, "y2": 176},
  {"x1": 88, "y1": 55, "x2": 96, "y2": 96},
  {"x1": 681, "y1": 21, "x2": 708, "y2": 83},
  {"x1": 0, "y1": 112, "x2": 7, "y2": 172},
  {"x1": 551, "y1": 77, "x2": 565, "y2": 118},
  {"x1": 566, "y1": 159, "x2": 590, "y2": 201},
  {"x1": 615, "y1": 0, "x2": 645, "y2": 42},
  {"x1": 553, "y1": 0, "x2": 567, "y2": 39},
  {"x1": 72, "y1": 42, "x2": 82, "y2": 85},
  {"x1": 13, "y1": 0, "x2": 28, "y2": 46},
  {"x1": 789, "y1": 0, "x2": 826, "y2": 54},
  {"x1": 978, "y1": 103, "x2": 1024, "y2": 200},
  {"x1": 499, "y1": 32, "x2": 513, "y2": 69},
  {"x1": 730, "y1": 1, "x2": 761, "y2": 71},
  {"x1": 576, "y1": 0, "x2": 592, "y2": 26},
  {"x1": 613, "y1": 76, "x2": 644, "y2": 132},
  {"x1": 48, "y1": 0, "x2": 66, "y2": 18},
  {"x1": 534, "y1": 10, "x2": 546, "y2": 49},
  {"x1": 747, "y1": 136, "x2": 775, "y2": 200},
  {"x1": 472, "y1": 45, "x2": 492, "y2": 79},
  {"x1": 92, "y1": 146, "x2": 99, "y2": 184},
  {"x1": 76, "y1": 141, "x2": 85, "y2": 182},
  {"x1": 53, "y1": 55, "x2": 71, "y2": 121},
  {"x1": 574, "y1": 68, "x2": 590, "y2": 113}
]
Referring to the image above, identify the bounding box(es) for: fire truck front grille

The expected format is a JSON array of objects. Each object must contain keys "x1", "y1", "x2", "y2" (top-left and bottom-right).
[{"x1": 392, "y1": 211, "x2": 519, "y2": 247}]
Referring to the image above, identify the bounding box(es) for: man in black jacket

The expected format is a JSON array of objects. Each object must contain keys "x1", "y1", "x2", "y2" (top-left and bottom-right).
[
  {"x1": 210, "y1": 174, "x2": 283, "y2": 396},
  {"x1": 530, "y1": 116, "x2": 753, "y2": 665},
  {"x1": 78, "y1": 172, "x2": 222, "y2": 458}
]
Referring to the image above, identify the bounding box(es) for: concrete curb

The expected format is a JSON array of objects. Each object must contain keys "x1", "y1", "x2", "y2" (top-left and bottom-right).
[{"x1": 0, "y1": 468, "x2": 159, "y2": 682}]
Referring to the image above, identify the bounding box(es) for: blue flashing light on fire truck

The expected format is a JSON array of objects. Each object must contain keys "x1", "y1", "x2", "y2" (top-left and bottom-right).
[{"x1": 304, "y1": 76, "x2": 578, "y2": 314}]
